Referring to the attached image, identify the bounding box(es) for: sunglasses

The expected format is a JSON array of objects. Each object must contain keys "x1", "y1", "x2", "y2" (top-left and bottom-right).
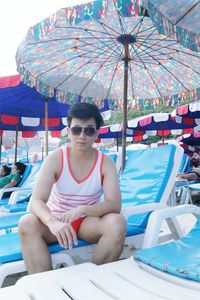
[{"x1": 70, "y1": 126, "x2": 96, "y2": 137}]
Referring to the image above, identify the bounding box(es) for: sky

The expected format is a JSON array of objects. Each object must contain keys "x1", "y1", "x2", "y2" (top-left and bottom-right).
[{"x1": 0, "y1": 0, "x2": 90, "y2": 76}]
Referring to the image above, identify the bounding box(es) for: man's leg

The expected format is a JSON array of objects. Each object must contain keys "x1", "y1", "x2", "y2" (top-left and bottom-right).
[
  {"x1": 18, "y1": 214, "x2": 58, "y2": 274},
  {"x1": 78, "y1": 213, "x2": 126, "y2": 265}
]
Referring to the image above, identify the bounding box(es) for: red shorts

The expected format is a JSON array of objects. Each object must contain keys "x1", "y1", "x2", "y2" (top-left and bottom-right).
[{"x1": 71, "y1": 217, "x2": 85, "y2": 233}]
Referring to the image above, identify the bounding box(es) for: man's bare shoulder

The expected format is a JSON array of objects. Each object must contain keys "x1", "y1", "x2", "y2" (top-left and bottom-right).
[{"x1": 102, "y1": 153, "x2": 117, "y2": 172}]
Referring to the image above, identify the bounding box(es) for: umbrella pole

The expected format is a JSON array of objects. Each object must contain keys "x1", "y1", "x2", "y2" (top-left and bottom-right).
[
  {"x1": 116, "y1": 136, "x2": 119, "y2": 152},
  {"x1": 122, "y1": 42, "x2": 129, "y2": 171},
  {"x1": 45, "y1": 99, "x2": 49, "y2": 157},
  {"x1": 14, "y1": 124, "x2": 19, "y2": 163}
]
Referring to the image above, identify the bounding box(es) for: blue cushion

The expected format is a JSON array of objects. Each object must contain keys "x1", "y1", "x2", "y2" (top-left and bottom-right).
[
  {"x1": 121, "y1": 145, "x2": 175, "y2": 229},
  {"x1": 135, "y1": 217, "x2": 200, "y2": 282},
  {"x1": 0, "y1": 213, "x2": 26, "y2": 230},
  {"x1": 1, "y1": 203, "x2": 28, "y2": 213},
  {"x1": 0, "y1": 233, "x2": 90, "y2": 264},
  {"x1": 0, "y1": 223, "x2": 145, "y2": 263}
]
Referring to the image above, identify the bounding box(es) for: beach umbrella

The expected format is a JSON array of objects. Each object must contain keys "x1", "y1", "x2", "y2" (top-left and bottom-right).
[
  {"x1": 16, "y1": 0, "x2": 200, "y2": 170},
  {"x1": 178, "y1": 132, "x2": 200, "y2": 147},
  {"x1": 171, "y1": 100, "x2": 200, "y2": 132},
  {"x1": 144, "y1": 0, "x2": 200, "y2": 52},
  {"x1": 0, "y1": 75, "x2": 70, "y2": 157}
]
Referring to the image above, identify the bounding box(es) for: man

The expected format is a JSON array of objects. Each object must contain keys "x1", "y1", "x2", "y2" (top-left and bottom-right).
[
  {"x1": 19, "y1": 103, "x2": 126, "y2": 274},
  {"x1": 0, "y1": 162, "x2": 26, "y2": 189}
]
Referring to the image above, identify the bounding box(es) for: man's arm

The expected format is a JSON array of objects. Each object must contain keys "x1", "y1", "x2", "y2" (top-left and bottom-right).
[
  {"x1": 29, "y1": 148, "x2": 61, "y2": 225},
  {"x1": 3, "y1": 179, "x2": 18, "y2": 189},
  {"x1": 29, "y1": 148, "x2": 78, "y2": 249}
]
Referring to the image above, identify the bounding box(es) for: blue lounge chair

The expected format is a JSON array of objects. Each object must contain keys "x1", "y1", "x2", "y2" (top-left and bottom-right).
[
  {"x1": 0, "y1": 143, "x2": 183, "y2": 287},
  {"x1": 11, "y1": 205, "x2": 200, "y2": 300}
]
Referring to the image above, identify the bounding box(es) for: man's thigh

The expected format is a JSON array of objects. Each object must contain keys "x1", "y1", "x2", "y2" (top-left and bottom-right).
[{"x1": 77, "y1": 216, "x2": 102, "y2": 243}]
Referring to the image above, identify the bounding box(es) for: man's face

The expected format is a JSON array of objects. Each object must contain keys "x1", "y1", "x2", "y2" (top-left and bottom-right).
[
  {"x1": 68, "y1": 118, "x2": 98, "y2": 151},
  {"x1": 12, "y1": 165, "x2": 19, "y2": 174}
]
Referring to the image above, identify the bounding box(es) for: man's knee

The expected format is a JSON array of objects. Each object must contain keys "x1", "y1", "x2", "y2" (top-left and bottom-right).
[
  {"x1": 102, "y1": 213, "x2": 126, "y2": 240},
  {"x1": 18, "y1": 213, "x2": 41, "y2": 236}
]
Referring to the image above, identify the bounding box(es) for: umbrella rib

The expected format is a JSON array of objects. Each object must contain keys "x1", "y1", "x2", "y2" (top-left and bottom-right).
[
  {"x1": 54, "y1": 45, "x2": 120, "y2": 90},
  {"x1": 106, "y1": 60, "x2": 121, "y2": 100},
  {"x1": 133, "y1": 27, "x2": 158, "y2": 54},
  {"x1": 99, "y1": 22, "x2": 124, "y2": 57},
  {"x1": 134, "y1": 35, "x2": 175, "y2": 57},
  {"x1": 170, "y1": 57, "x2": 200, "y2": 76},
  {"x1": 129, "y1": 16, "x2": 145, "y2": 36},
  {"x1": 71, "y1": 38, "x2": 122, "y2": 60},
  {"x1": 54, "y1": 51, "x2": 112, "y2": 89},
  {"x1": 175, "y1": 1, "x2": 200, "y2": 24},
  {"x1": 32, "y1": 43, "x2": 118, "y2": 78},
  {"x1": 23, "y1": 39, "x2": 120, "y2": 65},
  {"x1": 56, "y1": 25, "x2": 118, "y2": 37},
  {"x1": 111, "y1": 0, "x2": 126, "y2": 35},
  {"x1": 140, "y1": 46, "x2": 190, "y2": 92},
  {"x1": 137, "y1": 40, "x2": 179, "y2": 58},
  {"x1": 130, "y1": 44, "x2": 164, "y2": 98},
  {"x1": 78, "y1": 57, "x2": 111, "y2": 97},
  {"x1": 75, "y1": 25, "x2": 123, "y2": 58}
]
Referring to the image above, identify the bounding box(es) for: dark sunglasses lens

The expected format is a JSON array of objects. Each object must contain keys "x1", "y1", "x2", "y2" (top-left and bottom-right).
[
  {"x1": 84, "y1": 127, "x2": 96, "y2": 136},
  {"x1": 71, "y1": 127, "x2": 82, "y2": 135}
]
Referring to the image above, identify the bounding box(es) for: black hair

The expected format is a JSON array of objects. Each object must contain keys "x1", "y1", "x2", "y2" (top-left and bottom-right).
[
  {"x1": 67, "y1": 103, "x2": 104, "y2": 130},
  {"x1": 2, "y1": 165, "x2": 11, "y2": 176},
  {"x1": 15, "y1": 162, "x2": 26, "y2": 176}
]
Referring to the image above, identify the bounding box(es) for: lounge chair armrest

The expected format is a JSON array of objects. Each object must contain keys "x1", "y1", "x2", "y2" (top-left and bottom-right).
[
  {"x1": 8, "y1": 188, "x2": 32, "y2": 205},
  {"x1": 142, "y1": 204, "x2": 200, "y2": 249},
  {"x1": 121, "y1": 203, "x2": 166, "y2": 221},
  {"x1": 0, "y1": 187, "x2": 20, "y2": 200}
]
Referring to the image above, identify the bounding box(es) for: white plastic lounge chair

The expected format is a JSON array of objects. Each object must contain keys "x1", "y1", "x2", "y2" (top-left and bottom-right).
[
  {"x1": 0, "y1": 161, "x2": 42, "y2": 212},
  {"x1": 9, "y1": 204, "x2": 199, "y2": 300},
  {"x1": 0, "y1": 143, "x2": 183, "y2": 287}
]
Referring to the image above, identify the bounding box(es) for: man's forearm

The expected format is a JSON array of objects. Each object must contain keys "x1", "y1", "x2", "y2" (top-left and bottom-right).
[
  {"x1": 82, "y1": 201, "x2": 121, "y2": 218},
  {"x1": 30, "y1": 200, "x2": 57, "y2": 227}
]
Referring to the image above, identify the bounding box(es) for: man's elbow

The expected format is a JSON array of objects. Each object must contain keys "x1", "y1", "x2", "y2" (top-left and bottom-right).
[{"x1": 114, "y1": 200, "x2": 121, "y2": 214}]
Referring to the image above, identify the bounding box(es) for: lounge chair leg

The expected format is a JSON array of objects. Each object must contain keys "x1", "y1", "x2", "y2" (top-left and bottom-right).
[
  {"x1": 0, "y1": 261, "x2": 26, "y2": 287},
  {"x1": 51, "y1": 252, "x2": 76, "y2": 268}
]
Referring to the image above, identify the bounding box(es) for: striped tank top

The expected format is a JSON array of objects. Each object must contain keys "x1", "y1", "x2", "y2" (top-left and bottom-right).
[{"x1": 47, "y1": 145, "x2": 104, "y2": 215}]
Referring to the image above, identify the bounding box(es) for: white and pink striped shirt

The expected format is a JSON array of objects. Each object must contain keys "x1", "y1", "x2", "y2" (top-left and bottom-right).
[{"x1": 47, "y1": 146, "x2": 104, "y2": 215}]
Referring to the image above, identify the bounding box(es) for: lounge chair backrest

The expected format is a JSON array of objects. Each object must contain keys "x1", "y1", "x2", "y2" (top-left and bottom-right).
[
  {"x1": 121, "y1": 144, "x2": 176, "y2": 205},
  {"x1": 179, "y1": 153, "x2": 191, "y2": 173},
  {"x1": 21, "y1": 161, "x2": 42, "y2": 190},
  {"x1": 17, "y1": 165, "x2": 32, "y2": 187},
  {"x1": 120, "y1": 144, "x2": 180, "y2": 229}
]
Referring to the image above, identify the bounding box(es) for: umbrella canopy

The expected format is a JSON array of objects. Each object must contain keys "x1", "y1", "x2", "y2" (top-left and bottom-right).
[
  {"x1": 0, "y1": 75, "x2": 70, "y2": 157},
  {"x1": 16, "y1": 0, "x2": 200, "y2": 169},
  {"x1": 145, "y1": 0, "x2": 200, "y2": 52},
  {"x1": 178, "y1": 132, "x2": 200, "y2": 146}
]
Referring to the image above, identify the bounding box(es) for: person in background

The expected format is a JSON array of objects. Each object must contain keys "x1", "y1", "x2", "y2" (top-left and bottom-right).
[
  {"x1": 177, "y1": 153, "x2": 200, "y2": 182},
  {"x1": 0, "y1": 164, "x2": 11, "y2": 178},
  {"x1": 0, "y1": 162, "x2": 26, "y2": 189},
  {"x1": 19, "y1": 102, "x2": 126, "y2": 275}
]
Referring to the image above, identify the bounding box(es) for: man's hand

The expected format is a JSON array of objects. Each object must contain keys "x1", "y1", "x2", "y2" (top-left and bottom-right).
[
  {"x1": 59, "y1": 206, "x2": 85, "y2": 224},
  {"x1": 48, "y1": 219, "x2": 78, "y2": 249}
]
